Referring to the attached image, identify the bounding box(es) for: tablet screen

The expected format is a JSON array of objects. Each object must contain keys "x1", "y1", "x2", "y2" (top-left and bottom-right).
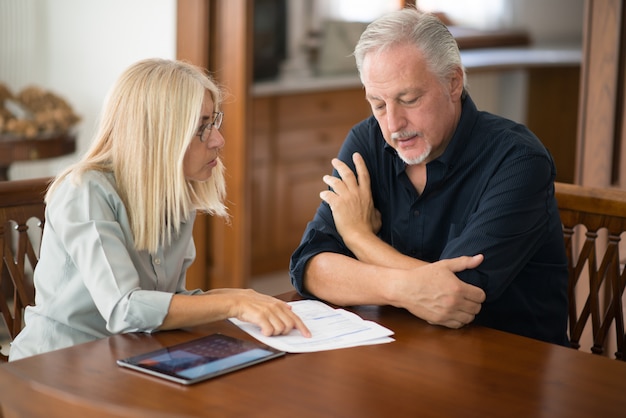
[{"x1": 117, "y1": 333, "x2": 285, "y2": 385}]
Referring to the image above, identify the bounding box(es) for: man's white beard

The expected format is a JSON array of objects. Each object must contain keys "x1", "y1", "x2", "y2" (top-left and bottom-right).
[{"x1": 398, "y1": 142, "x2": 432, "y2": 165}]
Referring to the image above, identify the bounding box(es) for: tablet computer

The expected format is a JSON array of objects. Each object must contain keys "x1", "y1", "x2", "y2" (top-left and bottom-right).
[{"x1": 117, "y1": 333, "x2": 285, "y2": 385}]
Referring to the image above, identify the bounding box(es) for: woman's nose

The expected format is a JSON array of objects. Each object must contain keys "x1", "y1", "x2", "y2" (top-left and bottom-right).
[{"x1": 208, "y1": 128, "x2": 225, "y2": 148}]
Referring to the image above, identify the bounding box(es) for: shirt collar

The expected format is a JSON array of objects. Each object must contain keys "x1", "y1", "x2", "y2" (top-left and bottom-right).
[{"x1": 434, "y1": 94, "x2": 478, "y2": 169}]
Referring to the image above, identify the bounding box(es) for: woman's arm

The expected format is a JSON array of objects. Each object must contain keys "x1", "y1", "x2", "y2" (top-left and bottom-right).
[{"x1": 161, "y1": 288, "x2": 310, "y2": 337}]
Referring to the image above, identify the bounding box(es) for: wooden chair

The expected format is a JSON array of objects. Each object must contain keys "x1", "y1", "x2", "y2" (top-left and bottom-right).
[
  {"x1": 0, "y1": 177, "x2": 50, "y2": 362},
  {"x1": 555, "y1": 181, "x2": 626, "y2": 360}
]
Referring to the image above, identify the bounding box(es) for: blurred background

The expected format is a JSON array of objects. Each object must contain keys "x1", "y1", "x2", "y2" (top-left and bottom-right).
[
  {"x1": 0, "y1": 0, "x2": 586, "y2": 294},
  {"x1": 0, "y1": 0, "x2": 583, "y2": 180}
]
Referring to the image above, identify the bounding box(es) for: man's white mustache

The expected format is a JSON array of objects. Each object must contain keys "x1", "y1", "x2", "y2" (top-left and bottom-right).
[{"x1": 391, "y1": 131, "x2": 421, "y2": 140}]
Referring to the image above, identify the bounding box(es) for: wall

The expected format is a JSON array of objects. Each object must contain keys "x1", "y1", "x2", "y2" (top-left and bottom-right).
[
  {"x1": 1, "y1": 0, "x2": 584, "y2": 180},
  {"x1": 0, "y1": 0, "x2": 176, "y2": 180},
  {"x1": 508, "y1": 0, "x2": 584, "y2": 44},
  {"x1": 444, "y1": 0, "x2": 584, "y2": 124},
  {"x1": 419, "y1": 0, "x2": 583, "y2": 44}
]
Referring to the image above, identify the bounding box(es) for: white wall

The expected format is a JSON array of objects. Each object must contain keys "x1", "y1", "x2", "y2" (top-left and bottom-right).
[{"x1": 1, "y1": 0, "x2": 176, "y2": 180}]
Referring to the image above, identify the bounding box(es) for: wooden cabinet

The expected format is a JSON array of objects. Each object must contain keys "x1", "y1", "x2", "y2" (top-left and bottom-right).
[{"x1": 251, "y1": 88, "x2": 371, "y2": 275}]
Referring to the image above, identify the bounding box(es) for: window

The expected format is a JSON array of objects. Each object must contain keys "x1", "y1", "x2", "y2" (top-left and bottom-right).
[
  {"x1": 418, "y1": 0, "x2": 508, "y2": 29},
  {"x1": 317, "y1": 0, "x2": 402, "y2": 22}
]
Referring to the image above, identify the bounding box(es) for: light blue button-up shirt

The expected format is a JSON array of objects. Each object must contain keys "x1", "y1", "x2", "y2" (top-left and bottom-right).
[{"x1": 10, "y1": 170, "x2": 202, "y2": 360}]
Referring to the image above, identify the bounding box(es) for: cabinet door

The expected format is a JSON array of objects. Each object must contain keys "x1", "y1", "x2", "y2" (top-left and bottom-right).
[
  {"x1": 276, "y1": 125, "x2": 349, "y2": 161},
  {"x1": 276, "y1": 89, "x2": 369, "y2": 130},
  {"x1": 273, "y1": 158, "x2": 331, "y2": 259},
  {"x1": 250, "y1": 154, "x2": 277, "y2": 273},
  {"x1": 250, "y1": 89, "x2": 371, "y2": 275}
]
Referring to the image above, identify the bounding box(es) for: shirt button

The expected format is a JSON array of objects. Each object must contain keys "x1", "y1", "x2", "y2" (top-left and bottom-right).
[
  {"x1": 413, "y1": 210, "x2": 420, "y2": 216},
  {"x1": 154, "y1": 258, "x2": 161, "y2": 265}
]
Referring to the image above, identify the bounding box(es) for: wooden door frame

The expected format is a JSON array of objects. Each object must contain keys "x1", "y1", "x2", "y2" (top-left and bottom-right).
[
  {"x1": 576, "y1": 0, "x2": 626, "y2": 187},
  {"x1": 177, "y1": 0, "x2": 252, "y2": 289}
]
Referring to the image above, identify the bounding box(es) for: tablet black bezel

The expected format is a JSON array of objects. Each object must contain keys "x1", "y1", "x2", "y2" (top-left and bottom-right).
[{"x1": 116, "y1": 333, "x2": 285, "y2": 385}]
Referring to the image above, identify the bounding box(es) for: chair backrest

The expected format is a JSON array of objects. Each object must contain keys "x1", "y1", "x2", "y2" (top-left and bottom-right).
[
  {"x1": 0, "y1": 177, "x2": 50, "y2": 362},
  {"x1": 555, "y1": 181, "x2": 626, "y2": 360}
]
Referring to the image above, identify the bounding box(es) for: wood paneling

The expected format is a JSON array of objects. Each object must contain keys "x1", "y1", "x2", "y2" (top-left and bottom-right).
[
  {"x1": 526, "y1": 66, "x2": 580, "y2": 184},
  {"x1": 175, "y1": 0, "x2": 211, "y2": 291},
  {"x1": 176, "y1": 0, "x2": 252, "y2": 289},
  {"x1": 250, "y1": 89, "x2": 371, "y2": 275},
  {"x1": 577, "y1": 0, "x2": 626, "y2": 187},
  {"x1": 206, "y1": 0, "x2": 253, "y2": 289},
  {"x1": 176, "y1": 0, "x2": 210, "y2": 68}
]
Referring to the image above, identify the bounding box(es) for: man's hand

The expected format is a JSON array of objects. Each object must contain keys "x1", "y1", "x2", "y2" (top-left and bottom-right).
[
  {"x1": 319, "y1": 153, "x2": 485, "y2": 330},
  {"x1": 392, "y1": 255, "x2": 486, "y2": 329},
  {"x1": 320, "y1": 152, "x2": 381, "y2": 241}
]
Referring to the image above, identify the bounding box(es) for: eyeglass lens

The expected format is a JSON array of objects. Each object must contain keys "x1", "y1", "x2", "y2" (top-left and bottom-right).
[
  {"x1": 200, "y1": 112, "x2": 223, "y2": 142},
  {"x1": 212, "y1": 112, "x2": 223, "y2": 130}
]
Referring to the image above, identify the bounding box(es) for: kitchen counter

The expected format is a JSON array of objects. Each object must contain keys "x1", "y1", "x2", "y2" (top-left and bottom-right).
[{"x1": 252, "y1": 44, "x2": 582, "y2": 96}]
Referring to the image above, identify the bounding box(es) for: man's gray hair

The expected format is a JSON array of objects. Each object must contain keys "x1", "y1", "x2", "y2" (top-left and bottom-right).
[{"x1": 354, "y1": 8, "x2": 467, "y2": 90}]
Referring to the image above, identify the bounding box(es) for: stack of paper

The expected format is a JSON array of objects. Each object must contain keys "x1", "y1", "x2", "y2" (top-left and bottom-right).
[{"x1": 229, "y1": 300, "x2": 394, "y2": 353}]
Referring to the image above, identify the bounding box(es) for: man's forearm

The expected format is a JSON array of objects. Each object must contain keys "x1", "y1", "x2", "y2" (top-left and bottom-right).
[
  {"x1": 342, "y1": 230, "x2": 428, "y2": 270},
  {"x1": 304, "y1": 252, "x2": 401, "y2": 307}
]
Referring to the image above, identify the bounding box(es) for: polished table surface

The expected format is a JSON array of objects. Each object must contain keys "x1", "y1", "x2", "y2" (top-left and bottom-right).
[{"x1": 1, "y1": 291, "x2": 625, "y2": 417}]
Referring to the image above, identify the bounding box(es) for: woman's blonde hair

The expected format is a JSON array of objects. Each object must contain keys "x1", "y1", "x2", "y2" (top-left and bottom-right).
[{"x1": 48, "y1": 58, "x2": 228, "y2": 254}]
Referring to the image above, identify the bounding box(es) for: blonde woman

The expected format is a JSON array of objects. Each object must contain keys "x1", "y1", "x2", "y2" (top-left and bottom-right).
[{"x1": 10, "y1": 58, "x2": 309, "y2": 361}]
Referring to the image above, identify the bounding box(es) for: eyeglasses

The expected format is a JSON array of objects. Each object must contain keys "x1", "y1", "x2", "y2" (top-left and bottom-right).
[{"x1": 196, "y1": 111, "x2": 224, "y2": 143}]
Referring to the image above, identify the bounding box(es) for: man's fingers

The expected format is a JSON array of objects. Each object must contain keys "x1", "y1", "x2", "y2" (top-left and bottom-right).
[
  {"x1": 466, "y1": 254, "x2": 484, "y2": 269},
  {"x1": 352, "y1": 152, "x2": 371, "y2": 189},
  {"x1": 445, "y1": 254, "x2": 484, "y2": 273},
  {"x1": 322, "y1": 174, "x2": 345, "y2": 193},
  {"x1": 439, "y1": 255, "x2": 486, "y2": 304},
  {"x1": 331, "y1": 158, "x2": 358, "y2": 185}
]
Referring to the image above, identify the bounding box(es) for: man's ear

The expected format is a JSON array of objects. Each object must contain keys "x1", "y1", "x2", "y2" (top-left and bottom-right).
[{"x1": 449, "y1": 67, "x2": 465, "y2": 101}]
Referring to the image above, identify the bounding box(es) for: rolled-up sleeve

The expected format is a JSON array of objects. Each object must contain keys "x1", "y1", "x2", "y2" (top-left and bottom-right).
[{"x1": 290, "y1": 211, "x2": 354, "y2": 299}]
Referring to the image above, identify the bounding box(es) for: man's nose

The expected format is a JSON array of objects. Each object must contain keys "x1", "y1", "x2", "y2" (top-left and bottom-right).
[{"x1": 386, "y1": 104, "x2": 406, "y2": 133}]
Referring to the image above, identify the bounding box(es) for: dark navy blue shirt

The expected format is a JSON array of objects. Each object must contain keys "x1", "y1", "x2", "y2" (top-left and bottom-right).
[{"x1": 290, "y1": 95, "x2": 569, "y2": 345}]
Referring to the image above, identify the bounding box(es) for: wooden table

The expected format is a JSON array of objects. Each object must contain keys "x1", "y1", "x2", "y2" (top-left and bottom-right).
[
  {"x1": 0, "y1": 134, "x2": 76, "y2": 181},
  {"x1": 1, "y1": 291, "x2": 625, "y2": 417}
]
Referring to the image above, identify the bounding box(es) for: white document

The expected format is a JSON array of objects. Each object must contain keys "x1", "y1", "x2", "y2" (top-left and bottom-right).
[{"x1": 229, "y1": 300, "x2": 395, "y2": 353}]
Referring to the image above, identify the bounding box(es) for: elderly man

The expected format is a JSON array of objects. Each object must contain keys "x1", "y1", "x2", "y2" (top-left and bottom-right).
[{"x1": 290, "y1": 8, "x2": 568, "y2": 345}]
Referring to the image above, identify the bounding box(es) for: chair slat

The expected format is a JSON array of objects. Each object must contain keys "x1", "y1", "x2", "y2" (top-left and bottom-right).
[
  {"x1": 555, "y1": 182, "x2": 626, "y2": 360},
  {"x1": 0, "y1": 177, "x2": 50, "y2": 362}
]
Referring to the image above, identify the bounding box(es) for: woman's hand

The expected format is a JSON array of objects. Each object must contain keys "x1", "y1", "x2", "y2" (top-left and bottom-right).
[
  {"x1": 163, "y1": 289, "x2": 311, "y2": 338},
  {"x1": 218, "y1": 289, "x2": 312, "y2": 338}
]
